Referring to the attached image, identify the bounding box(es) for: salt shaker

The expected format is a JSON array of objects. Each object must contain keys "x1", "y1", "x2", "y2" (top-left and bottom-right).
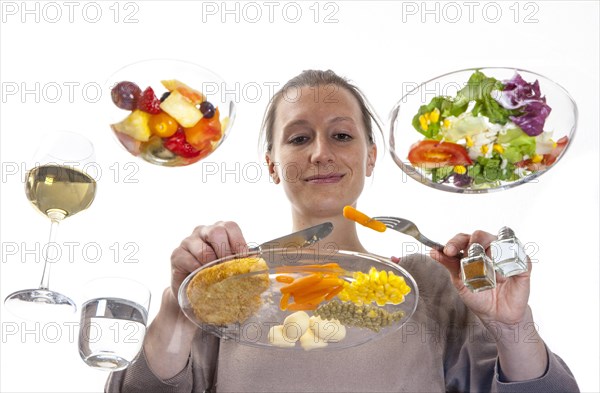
[
  {"x1": 490, "y1": 226, "x2": 529, "y2": 277},
  {"x1": 460, "y1": 243, "x2": 496, "y2": 292}
]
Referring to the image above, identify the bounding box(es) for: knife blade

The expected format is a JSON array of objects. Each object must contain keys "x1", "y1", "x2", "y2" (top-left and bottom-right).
[{"x1": 249, "y1": 222, "x2": 334, "y2": 252}]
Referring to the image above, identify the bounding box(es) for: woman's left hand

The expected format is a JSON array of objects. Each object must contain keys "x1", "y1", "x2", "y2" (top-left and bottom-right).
[{"x1": 429, "y1": 230, "x2": 532, "y2": 327}]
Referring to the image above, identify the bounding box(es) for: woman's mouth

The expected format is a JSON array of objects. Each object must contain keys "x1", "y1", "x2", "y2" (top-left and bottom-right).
[{"x1": 304, "y1": 174, "x2": 345, "y2": 184}]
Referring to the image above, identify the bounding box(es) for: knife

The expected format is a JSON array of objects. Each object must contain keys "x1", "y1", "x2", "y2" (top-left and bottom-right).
[{"x1": 249, "y1": 222, "x2": 334, "y2": 252}]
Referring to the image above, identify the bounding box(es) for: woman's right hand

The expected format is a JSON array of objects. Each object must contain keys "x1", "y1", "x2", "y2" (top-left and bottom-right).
[
  {"x1": 139, "y1": 221, "x2": 249, "y2": 381},
  {"x1": 170, "y1": 221, "x2": 249, "y2": 299}
]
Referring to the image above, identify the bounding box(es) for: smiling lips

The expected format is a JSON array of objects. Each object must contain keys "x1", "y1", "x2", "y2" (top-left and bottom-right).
[{"x1": 304, "y1": 174, "x2": 345, "y2": 184}]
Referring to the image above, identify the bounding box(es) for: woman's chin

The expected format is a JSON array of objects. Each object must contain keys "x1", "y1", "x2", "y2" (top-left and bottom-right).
[{"x1": 296, "y1": 199, "x2": 350, "y2": 218}]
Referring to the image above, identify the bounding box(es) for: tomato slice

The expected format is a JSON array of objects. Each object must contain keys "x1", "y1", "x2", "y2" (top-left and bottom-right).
[{"x1": 408, "y1": 140, "x2": 473, "y2": 169}]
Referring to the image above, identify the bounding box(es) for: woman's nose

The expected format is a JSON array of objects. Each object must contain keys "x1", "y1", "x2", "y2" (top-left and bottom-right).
[{"x1": 309, "y1": 135, "x2": 335, "y2": 164}]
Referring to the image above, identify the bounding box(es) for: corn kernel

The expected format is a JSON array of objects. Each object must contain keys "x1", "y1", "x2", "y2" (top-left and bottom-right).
[
  {"x1": 454, "y1": 165, "x2": 467, "y2": 175},
  {"x1": 379, "y1": 271, "x2": 388, "y2": 285},
  {"x1": 481, "y1": 144, "x2": 489, "y2": 154},
  {"x1": 531, "y1": 154, "x2": 544, "y2": 163},
  {"x1": 465, "y1": 136, "x2": 474, "y2": 147},
  {"x1": 493, "y1": 144, "x2": 504, "y2": 154},
  {"x1": 419, "y1": 115, "x2": 428, "y2": 131},
  {"x1": 419, "y1": 115, "x2": 430, "y2": 131},
  {"x1": 430, "y1": 108, "x2": 440, "y2": 123},
  {"x1": 443, "y1": 119, "x2": 451, "y2": 128}
]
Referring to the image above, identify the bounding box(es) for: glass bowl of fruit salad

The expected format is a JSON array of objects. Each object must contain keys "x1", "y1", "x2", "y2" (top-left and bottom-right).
[
  {"x1": 106, "y1": 59, "x2": 236, "y2": 167},
  {"x1": 389, "y1": 67, "x2": 577, "y2": 193}
]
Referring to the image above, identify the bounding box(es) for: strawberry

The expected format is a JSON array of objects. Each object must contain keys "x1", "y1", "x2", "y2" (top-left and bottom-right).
[
  {"x1": 163, "y1": 128, "x2": 202, "y2": 158},
  {"x1": 137, "y1": 87, "x2": 161, "y2": 114}
]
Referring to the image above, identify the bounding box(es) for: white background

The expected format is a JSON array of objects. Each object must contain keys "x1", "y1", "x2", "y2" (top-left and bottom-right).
[{"x1": 1, "y1": 1, "x2": 598, "y2": 392}]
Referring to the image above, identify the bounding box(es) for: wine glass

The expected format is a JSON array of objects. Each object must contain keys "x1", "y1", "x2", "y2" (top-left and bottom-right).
[{"x1": 4, "y1": 131, "x2": 97, "y2": 319}]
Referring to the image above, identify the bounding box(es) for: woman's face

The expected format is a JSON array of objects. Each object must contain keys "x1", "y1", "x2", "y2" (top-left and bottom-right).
[{"x1": 266, "y1": 84, "x2": 377, "y2": 218}]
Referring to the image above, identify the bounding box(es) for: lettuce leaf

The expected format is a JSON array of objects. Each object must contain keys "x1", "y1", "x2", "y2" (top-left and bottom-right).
[
  {"x1": 468, "y1": 154, "x2": 519, "y2": 185},
  {"x1": 454, "y1": 71, "x2": 517, "y2": 125},
  {"x1": 411, "y1": 96, "x2": 464, "y2": 138},
  {"x1": 497, "y1": 128, "x2": 536, "y2": 163}
]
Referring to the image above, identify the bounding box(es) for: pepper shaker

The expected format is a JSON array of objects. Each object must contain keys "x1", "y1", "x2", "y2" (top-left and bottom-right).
[
  {"x1": 490, "y1": 226, "x2": 529, "y2": 277},
  {"x1": 460, "y1": 243, "x2": 496, "y2": 292}
]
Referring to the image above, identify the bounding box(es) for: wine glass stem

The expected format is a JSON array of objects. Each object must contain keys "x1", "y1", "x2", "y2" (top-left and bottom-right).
[{"x1": 39, "y1": 217, "x2": 60, "y2": 290}]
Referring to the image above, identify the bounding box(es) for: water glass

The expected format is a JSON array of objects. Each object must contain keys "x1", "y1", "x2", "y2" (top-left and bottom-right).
[{"x1": 78, "y1": 277, "x2": 151, "y2": 371}]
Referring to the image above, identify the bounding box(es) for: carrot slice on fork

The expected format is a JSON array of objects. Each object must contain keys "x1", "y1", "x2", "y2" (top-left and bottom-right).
[{"x1": 343, "y1": 206, "x2": 387, "y2": 233}]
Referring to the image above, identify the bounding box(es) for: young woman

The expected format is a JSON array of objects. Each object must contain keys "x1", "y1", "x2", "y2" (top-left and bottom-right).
[{"x1": 106, "y1": 70, "x2": 579, "y2": 392}]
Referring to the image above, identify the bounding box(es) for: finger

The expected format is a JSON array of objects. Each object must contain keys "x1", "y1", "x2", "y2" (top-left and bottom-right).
[
  {"x1": 182, "y1": 227, "x2": 218, "y2": 265},
  {"x1": 430, "y1": 248, "x2": 461, "y2": 279},
  {"x1": 199, "y1": 221, "x2": 247, "y2": 259},
  {"x1": 220, "y1": 221, "x2": 249, "y2": 254},
  {"x1": 170, "y1": 246, "x2": 205, "y2": 295},
  {"x1": 468, "y1": 230, "x2": 496, "y2": 250},
  {"x1": 444, "y1": 233, "x2": 470, "y2": 257}
]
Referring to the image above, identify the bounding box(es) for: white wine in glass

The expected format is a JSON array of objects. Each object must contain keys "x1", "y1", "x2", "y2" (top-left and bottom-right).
[{"x1": 4, "y1": 131, "x2": 97, "y2": 319}]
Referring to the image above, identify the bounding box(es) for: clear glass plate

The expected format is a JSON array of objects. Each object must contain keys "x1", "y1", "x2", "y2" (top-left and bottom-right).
[
  {"x1": 178, "y1": 248, "x2": 418, "y2": 351},
  {"x1": 106, "y1": 59, "x2": 236, "y2": 167},
  {"x1": 389, "y1": 67, "x2": 577, "y2": 193}
]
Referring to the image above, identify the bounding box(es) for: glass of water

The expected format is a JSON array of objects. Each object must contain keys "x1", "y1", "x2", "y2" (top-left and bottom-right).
[{"x1": 78, "y1": 277, "x2": 151, "y2": 371}]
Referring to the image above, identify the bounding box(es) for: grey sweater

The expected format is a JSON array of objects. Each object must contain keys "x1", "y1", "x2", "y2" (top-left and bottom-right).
[{"x1": 106, "y1": 254, "x2": 579, "y2": 392}]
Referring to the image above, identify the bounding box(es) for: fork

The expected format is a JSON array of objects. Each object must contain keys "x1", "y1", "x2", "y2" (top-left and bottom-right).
[{"x1": 372, "y1": 216, "x2": 464, "y2": 259}]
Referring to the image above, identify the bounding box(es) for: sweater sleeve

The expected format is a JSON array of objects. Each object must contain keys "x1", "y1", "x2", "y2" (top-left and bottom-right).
[
  {"x1": 104, "y1": 347, "x2": 194, "y2": 393},
  {"x1": 105, "y1": 330, "x2": 220, "y2": 393},
  {"x1": 494, "y1": 347, "x2": 579, "y2": 393}
]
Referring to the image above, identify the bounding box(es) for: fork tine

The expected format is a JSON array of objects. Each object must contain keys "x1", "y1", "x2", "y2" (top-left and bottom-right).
[
  {"x1": 371, "y1": 216, "x2": 401, "y2": 226},
  {"x1": 377, "y1": 221, "x2": 396, "y2": 228},
  {"x1": 372, "y1": 219, "x2": 400, "y2": 230},
  {"x1": 371, "y1": 216, "x2": 399, "y2": 222}
]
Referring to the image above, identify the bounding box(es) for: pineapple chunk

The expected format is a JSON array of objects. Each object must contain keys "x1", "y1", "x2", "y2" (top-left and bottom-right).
[
  {"x1": 160, "y1": 90, "x2": 202, "y2": 128},
  {"x1": 161, "y1": 79, "x2": 206, "y2": 104},
  {"x1": 111, "y1": 110, "x2": 151, "y2": 142}
]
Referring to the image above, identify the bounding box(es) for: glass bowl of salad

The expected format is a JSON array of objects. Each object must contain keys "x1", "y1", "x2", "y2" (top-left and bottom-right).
[
  {"x1": 106, "y1": 59, "x2": 236, "y2": 167},
  {"x1": 389, "y1": 67, "x2": 577, "y2": 193}
]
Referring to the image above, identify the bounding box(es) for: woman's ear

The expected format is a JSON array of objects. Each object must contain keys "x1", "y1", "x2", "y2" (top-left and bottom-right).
[
  {"x1": 366, "y1": 144, "x2": 377, "y2": 177},
  {"x1": 265, "y1": 153, "x2": 280, "y2": 184}
]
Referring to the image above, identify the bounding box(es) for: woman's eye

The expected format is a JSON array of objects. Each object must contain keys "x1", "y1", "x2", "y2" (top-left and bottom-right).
[
  {"x1": 289, "y1": 135, "x2": 309, "y2": 145},
  {"x1": 334, "y1": 133, "x2": 353, "y2": 141}
]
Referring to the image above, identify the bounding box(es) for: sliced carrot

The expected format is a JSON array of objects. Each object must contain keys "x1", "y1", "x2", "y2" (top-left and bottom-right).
[
  {"x1": 292, "y1": 277, "x2": 343, "y2": 295},
  {"x1": 293, "y1": 288, "x2": 331, "y2": 304},
  {"x1": 279, "y1": 292, "x2": 291, "y2": 310},
  {"x1": 325, "y1": 284, "x2": 345, "y2": 300},
  {"x1": 280, "y1": 273, "x2": 323, "y2": 294},
  {"x1": 286, "y1": 302, "x2": 319, "y2": 311},
  {"x1": 275, "y1": 263, "x2": 345, "y2": 274},
  {"x1": 275, "y1": 275, "x2": 295, "y2": 284},
  {"x1": 343, "y1": 205, "x2": 387, "y2": 233}
]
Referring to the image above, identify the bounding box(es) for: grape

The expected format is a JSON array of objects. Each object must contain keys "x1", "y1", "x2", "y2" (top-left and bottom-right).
[
  {"x1": 160, "y1": 91, "x2": 171, "y2": 102},
  {"x1": 111, "y1": 81, "x2": 141, "y2": 110},
  {"x1": 199, "y1": 101, "x2": 215, "y2": 118}
]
